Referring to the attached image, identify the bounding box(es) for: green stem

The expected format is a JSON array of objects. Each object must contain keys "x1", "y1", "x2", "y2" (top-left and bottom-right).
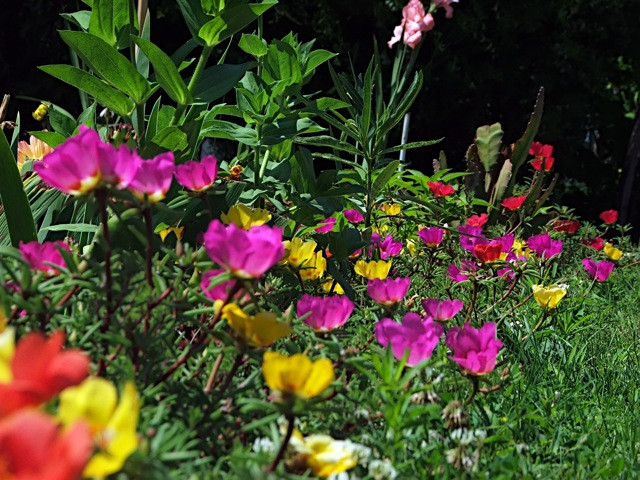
[
  {"x1": 128, "y1": 0, "x2": 137, "y2": 64},
  {"x1": 258, "y1": 148, "x2": 270, "y2": 180},
  {"x1": 187, "y1": 45, "x2": 214, "y2": 93},
  {"x1": 134, "y1": 103, "x2": 145, "y2": 146}
]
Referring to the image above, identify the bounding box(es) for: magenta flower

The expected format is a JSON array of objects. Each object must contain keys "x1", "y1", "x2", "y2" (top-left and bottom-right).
[
  {"x1": 297, "y1": 294, "x2": 355, "y2": 332},
  {"x1": 446, "y1": 322, "x2": 503, "y2": 376},
  {"x1": 388, "y1": 0, "x2": 435, "y2": 49},
  {"x1": 367, "y1": 277, "x2": 411, "y2": 306},
  {"x1": 201, "y1": 269, "x2": 238, "y2": 301},
  {"x1": 204, "y1": 220, "x2": 284, "y2": 279},
  {"x1": 174, "y1": 155, "x2": 218, "y2": 192},
  {"x1": 343, "y1": 209, "x2": 364, "y2": 224},
  {"x1": 375, "y1": 313, "x2": 444, "y2": 366},
  {"x1": 418, "y1": 227, "x2": 445, "y2": 247},
  {"x1": 129, "y1": 152, "x2": 175, "y2": 203},
  {"x1": 458, "y1": 225, "x2": 486, "y2": 252},
  {"x1": 582, "y1": 258, "x2": 615, "y2": 282},
  {"x1": 421, "y1": 298, "x2": 464, "y2": 321},
  {"x1": 447, "y1": 260, "x2": 477, "y2": 283},
  {"x1": 371, "y1": 233, "x2": 403, "y2": 259},
  {"x1": 33, "y1": 126, "x2": 140, "y2": 194},
  {"x1": 19, "y1": 241, "x2": 71, "y2": 276},
  {"x1": 526, "y1": 233, "x2": 563, "y2": 259},
  {"x1": 315, "y1": 217, "x2": 336, "y2": 234}
]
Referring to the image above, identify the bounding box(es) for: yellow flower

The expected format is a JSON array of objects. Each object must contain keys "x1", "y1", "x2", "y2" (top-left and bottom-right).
[
  {"x1": 371, "y1": 224, "x2": 389, "y2": 235},
  {"x1": 221, "y1": 203, "x2": 272, "y2": 230},
  {"x1": 16, "y1": 135, "x2": 54, "y2": 172},
  {"x1": 293, "y1": 434, "x2": 361, "y2": 478},
  {"x1": 354, "y1": 260, "x2": 391, "y2": 280},
  {"x1": 222, "y1": 304, "x2": 291, "y2": 347},
  {"x1": 0, "y1": 327, "x2": 15, "y2": 383},
  {"x1": 158, "y1": 226, "x2": 184, "y2": 242},
  {"x1": 604, "y1": 243, "x2": 623, "y2": 261},
  {"x1": 299, "y1": 251, "x2": 326, "y2": 281},
  {"x1": 532, "y1": 284, "x2": 567, "y2": 310},
  {"x1": 282, "y1": 237, "x2": 317, "y2": 267},
  {"x1": 380, "y1": 203, "x2": 401, "y2": 216},
  {"x1": 58, "y1": 378, "x2": 139, "y2": 479},
  {"x1": 512, "y1": 238, "x2": 532, "y2": 259},
  {"x1": 321, "y1": 278, "x2": 344, "y2": 295},
  {"x1": 262, "y1": 351, "x2": 334, "y2": 399}
]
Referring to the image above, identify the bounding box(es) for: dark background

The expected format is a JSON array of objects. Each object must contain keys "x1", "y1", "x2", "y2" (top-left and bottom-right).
[{"x1": 2, "y1": 0, "x2": 639, "y2": 229}]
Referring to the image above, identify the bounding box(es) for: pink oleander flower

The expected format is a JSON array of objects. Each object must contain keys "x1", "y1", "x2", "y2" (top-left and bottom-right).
[
  {"x1": 582, "y1": 258, "x2": 615, "y2": 282},
  {"x1": 465, "y1": 213, "x2": 488, "y2": 227},
  {"x1": 33, "y1": 126, "x2": 141, "y2": 194},
  {"x1": 526, "y1": 233, "x2": 563, "y2": 259},
  {"x1": 174, "y1": 155, "x2": 218, "y2": 192},
  {"x1": 458, "y1": 225, "x2": 486, "y2": 251},
  {"x1": 418, "y1": 227, "x2": 445, "y2": 247},
  {"x1": 204, "y1": 220, "x2": 284, "y2": 279},
  {"x1": 446, "y1": 322, "x2": 503, "y2": 376},
  {"x1": 19, "y1": 240, "x2": 71, "y2": 276},
  {"x1": 375, "y1": 313, "x2": 444, "y2": 366},
  {"x1": 421, "y1": 298, "x2": 464, "y2": 321},
  {"x1": 433, "y1": 0, "x2": 459, "y2": 18},
  {"x1": 297, "y1": 294, "x2": 355, "y2": 332},
  {"x1": 315, "y1": 217, "x2": 336, "y2": 234},
  {"x1": 447, "y1": 260, "x2": 477, "y2": 283},
  {"x1": 201, "y1": 269, "x2": 238, "y2": 302},
  {"x1": 343, "y1": 209, "x2": 364, "y2": 224},
  {"x1": 501, "y1": 195, "x2": 527, "y2": 210},
  {"x1": 388, "y1": 0, "x2": 435, "y2": 49},
  {"x1": 367, "y1": 277, "x2": 411, "y2": 306},
  {"x1": 371, "y1": 233, "x2": 403, "y2": 259},
  {"x1": 129, "y1": 152, "x2": 175, "y2": 203},
  {"x1": 427, "y1": 181, "x2": 455, "y2": 197}
]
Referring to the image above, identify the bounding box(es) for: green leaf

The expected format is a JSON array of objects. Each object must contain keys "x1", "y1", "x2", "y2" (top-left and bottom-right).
[
  {"x1": 475, "y1": 122, "x2": 503, "y2": 173},
  {"x1": 0, "y1": 131, "x2": 37, "y2": 246},
  {"x1": 376, "y1": 71, "x2": 423, "y2": 143},
  {"x1": 371, "y1": 160, "x2": 400, "y2": 197},
  {"x1": 304, "y1": 49, "x2": 336, "y2": 74},
  {"x1": 177, "y1": 0, "x2": 210, "y2": 44},
  {"x1": 294, "y1": 135, "x2": 360, "y2": 156},
  {"x1": 289, "y1": 148, "x2": 316, "y2": 194},
  {"x1": 48, "y1": 104, "x2": 76, "y2": 136},
  {"x1": 40, "y1": 64, "x2": 135, "y2": 117},
  {"x1": 149, "y1": 126, "x2": 189, "y2": 153},
  {"x1": 360, "y1": 59, "x2": 375, "y2": 142},
  {"x1": 201, "y1": 120, "x2": 258, "y2": 146},
  {"x1": 198, "y1": 0, "x2": 277, "y2": 48},
  {"x1": 77, "y1": 102, "x2": 98, "y2": 128},
  {"x1": 59, "y1": 30, "x2": 150, "y2": 104},
  {"x1": 263, "y1": 40, "x2": 302, "y2": 91},
  {"x1": 40, "y1": 223, "x2": 99, "y2": 233},
  {"x1": 132, "y1": 36, "x2": 191, "y2": 105},
  {"x1": 193, "y1": 63, "x2": 251, "y2": 103},
  {"x1": 89, "y1": 0, "x2": 116, "y2": 46},
  {"x1": 29, "y1": 131, "x2": 68, "y2": 148},
  {"x1": 239, "y1": 33, "x2": 267, "y2": 57},
  {"x1": 381, "y1": 139, "x2": 443, "y2": 155},
  {"x1": 61, "y1": 11, "x2": 92, "y2": 30}
]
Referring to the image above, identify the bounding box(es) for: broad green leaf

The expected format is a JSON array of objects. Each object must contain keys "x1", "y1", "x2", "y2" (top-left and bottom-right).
[
  {"x1": 133, "y1": 36, "x2": 192, "y2": 105},
  {"x1": 262, "y1": 117, "x2": 323, "y2": 145},
  {"x1": 177, "y1": 0, "x2": 210, "y2": 44},
  {"x1": 0, "y1": 131, "x2": 37, "y2": 246},
  {"x1": 239, "y1": 33, "x2": 268, "y2": 57},
  {"x1": 290, "y1": 148, "x2": 316, "y2": 194},
  {"x1": 77, "y1": 102, "x2": 98, "y2": 129},
  {"x1": 193, "y1": 63, "x2": 251, "y2": 103},
  {"x1": 475, "y1": 122, "x2": 503, "y2": 173},
  {"x1": 59, "y1": 30, "x2": 151, "y2": 104},
  {"x1": 201, "y1": 0, "x2": 225, "y2": 15},
  {"x1": 149, "y1": 126, "x2": 189, "y2": 153},
  {"x1": 371, "y1": 160, "x2": 400, "y2": 197},
  {"x1": 48, "y1": 105, "x2": 77, "y2": 136},
  {"x1": 201, "y1": 120, "x2": 258, "y2": 146},
  {"x1": 40, "y1": 223, "x2": 99, "y2": 233},
  {"x1": 198, "y1": 1, "x2": 277, "y2": 48},
  {"x1": 29, "y1": 131, "x2": 68, "y2": 148},
  {"x1": 61, "y1": 11, "x2": 92, "y2": 30},
  {"x1": 89, "y1": 0, "x2": 116, "y2": 46},
  {"x1": 40, "y1": 64, "x2": 135, "y2": 117},
  {"x1": 304, "y1": 49, "x2": 336, "y2": 74}
]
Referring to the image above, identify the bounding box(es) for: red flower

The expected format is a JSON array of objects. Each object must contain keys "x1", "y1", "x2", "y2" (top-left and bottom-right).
[
  {"x1": 529, "y1": 141, "x2": 553, "y2": 158},
  {"x1": 0, "y1": 331, "x2": 90, "y2": 418},
  {"x1": 0, "y1": 410, "x2": 92, "y2": 480},
  {"x1": 583, "y1": 237, "x2": 605, "y2": 251},
  {"x1": 473, "y1": 241, "x2": 502, "y2": 263},
  {"x1": 599, "y1": 209, "x2": 618, "y2": 224},
  {"x1": 530, "y1": 156, "x2": 555, "y2": 171},
  {"x1": 552, "y1": 219, "x2": 580, "y2": 234},
  {"x1": 465, "y1": 213, "x2": 488, "y2": 227},
  {"x1": 427, "y1": 181, "x2": 455, "y2": 197},
  {"x1": 501, "y1": 195, "x2": 527, "y2": 210}
]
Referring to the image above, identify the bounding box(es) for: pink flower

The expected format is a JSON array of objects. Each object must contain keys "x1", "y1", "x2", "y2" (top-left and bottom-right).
[
  {"x1": 33, "y1": 126, "x2": 140, "y2": 194},
  {"x1": 446, "y1": 322, "x2": 503, "y2": 375},
  {"x1": 418, "y1": 227, "x2": 445, "y2": 247},
  {"x1": 501, "y1": 195, "x2": 527, "y2": 210},
  {"x1": 465, "y1": 213, "x2": 488, "y2": 227},
  {"x1": 367, "y1": 277, "x2": 411, "y2": 306},
  {"x1": 297, "y1": 294, "x2": 355, "y2": 332},
  {"x1": 433, "y1": 0, "x2": 459, "y2": 18},
  {"x1": 129, "y1": 152, "x2": 175, "y2": 203},
  {"x1": 427, "y1": 181, "x2": 455, "y2": 197},
  {"x1": 448, "y1": 260, "x2": 477, "y2": 283},
  {"x1": 19, "y1": 241, "x2": 71, "y2": 276},
  {"x1": 315, "y1": 217, "x2": 336, "y2": 234},
  {"x1": 526, "y1": 233, "x2": 563, "y2": 259},
  {"x1": 421, "y1": 298, "x2": 464, "y2": 321},
  {"x1": 388, "y1": 0, "x2": 435, "y2": 49},
  {"x1": 582, "y1": 258, "x2": 615, "y2": 282},
  {"x1": 174, "y1": 155, "x2": 218, "y2": 192},
  {"x1": 599, "y1": 209, "x2": 618, "y2": 224},
  {"x1": 201, "y1": 269, "x2": 238, "y2": 301},
  {"x1": 458, "y1": 225, "x2": 486, "y2": 251},
  {"x1": 343, "y1": 209, "x2": 364, "y2": 224},
  {"x1": 204, "y1": 220, "x2": 284, "y2": 279},
  {"x1": 375, "y1": 313, "x2": 444, "y2": 366},
  {"x1": 371, "y1": 233, "x2": 403, "y2": 259}
]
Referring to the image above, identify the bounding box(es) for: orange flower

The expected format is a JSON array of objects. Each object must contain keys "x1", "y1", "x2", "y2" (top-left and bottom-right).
[{"x1": 16, "y1": 135, "x2": 54, "y2": 172}]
